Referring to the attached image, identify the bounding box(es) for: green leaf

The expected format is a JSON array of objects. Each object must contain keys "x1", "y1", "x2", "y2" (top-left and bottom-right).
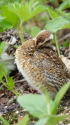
[
  {"x1": 35, "y1": 117, "x2": 48, "y2": 125},
  {"x1": 17, "y1": 115, "x2": 29, "y2": 125},
  {"x1": 0, "y1": 0, "x2": 20, "y2": 7},
  {"x1": 1, "y1": 5, "x2": 19, "y2": 27},
  {"x1": 0, "y1": 20, "x2": 13, "y2": 32},
  {"x1": 0, "y1": 0, "x2": 8, "y2": 7},
  {"x1": 44, "y1": 15, "x2": 70, "y2": 32},
  {"x1": 6, "y1": 77, "x2": 15, "y2": 90},
  {"x1": 0, "y1": 63, "x2": 9, "y2": 75},
  {"x1": 34, "y1": 0, "x2": 46, "y2": 4},
  {"x1": 51, "y1": 82, "x2": 70, "y2": 114},
  {"x1": 7, "y1": 2, "x2": 30, "y2": 21},
  {"x1": 17, "y1": 94, "x2": 47, "y2": 118},
  {"x1": 7, "y1": 1, "x2": 46, "y2": 22},
  {"x1": 41, "y1": 85, "x2": 53, "y2": 115},
  {"x1": 35, "y1": 114, "x2": 69, "y2": 125},
  {"x1": 58, "y1": 0, "x2": 70, "y2": 11},
  {"x1": 63, "y1": 40, "x2": 69, "y2": 47},
  {"x1": 0, "y1": 63, "x2": 8, "y2": 81},
  {"x1": 49, "y1": 0, "x2": 57, "y2": 2},
  {"x1": 47, "y1": 114, "x2": 69, "y2": 125},
  {"x1": 0, "y1": 42, "x2": 6, "y2": 55},
  {"x1": 62, "y1": 22, "x2": 70, "y2": 29},
  {"x1": 31, "y1": 26, "x2": 41, "y2": 37},
  {"x1": 0, "y1": 64, "x2": 4, "y2": 81},
  {"x1": 47, "y1": 6, "x2": 59, "y2": 19},
  {"x1": 0, "y1": 1, "x2": 46, "y2": 30},
  {"x1": 0, "y1": 116, "x2": 10, "y2": 125},
  {"x1": 31, "y1": 2, "x2": 46, "y2": 19}
]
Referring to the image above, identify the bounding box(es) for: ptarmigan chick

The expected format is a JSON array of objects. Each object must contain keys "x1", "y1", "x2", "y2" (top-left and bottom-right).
[{"x1": 15, "y1": 30, "x2": 70, "y2": 96}]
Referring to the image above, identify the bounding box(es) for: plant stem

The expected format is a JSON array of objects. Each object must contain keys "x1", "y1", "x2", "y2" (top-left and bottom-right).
[
  {"x1": 11, "y1": 90, "x2": 21, "y2": 96},
  {"x1": 1, "y1": 80, "x2": 21, "y2": 96},
  {"x1": 54, "y1": 33, "x2": 60, "y2": 56},
  {"x1": 1, "y1": 66, "x2": 8, "y2": 83},
  {"x1": 18, "y1": 20, "x2": 24, "y2": 44}
]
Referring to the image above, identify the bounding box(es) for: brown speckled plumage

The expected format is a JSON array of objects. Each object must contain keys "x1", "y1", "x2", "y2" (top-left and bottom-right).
[{"x1": 15, "y1": 30, "x2": 70, "y2": 96}]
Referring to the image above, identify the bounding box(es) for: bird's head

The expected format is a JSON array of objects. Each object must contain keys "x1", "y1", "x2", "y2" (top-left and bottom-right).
[{"x1": 35, "y1": 30, "x2": 53, "y2": 47}]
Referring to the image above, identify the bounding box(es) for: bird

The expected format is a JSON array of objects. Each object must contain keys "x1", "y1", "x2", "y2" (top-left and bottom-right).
[
  {"x1": 15, "y1": 30, "x2": 70, "y2": 97},
  {"x1": 0, "y1": 28, "x2": 31, "y2": 70}
]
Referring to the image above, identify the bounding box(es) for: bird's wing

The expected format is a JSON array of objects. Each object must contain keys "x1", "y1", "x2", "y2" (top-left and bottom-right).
[{"x1": 30, "y1": 48, "x2": 69, "y2": 90}]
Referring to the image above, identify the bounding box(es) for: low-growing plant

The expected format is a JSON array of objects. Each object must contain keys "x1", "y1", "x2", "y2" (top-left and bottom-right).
[
  {"x1": 0, "y1": 115, "x2": 29, "y2": 125},
  {"x1": 0, "y1": 62, "x2": 20, "y2": 96},
  {"x1": 0, "y1": 0, "x2": 46, "y2": 42},
  {"x1": 0, "y1": 82, "x2": 70, "y2": 125},
  {"x1": 0, "y1": 42, "x2": 20, "y2": 96},
  {"x1": 17, "y1": 82, "x2": 70, "y2": 125}
]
